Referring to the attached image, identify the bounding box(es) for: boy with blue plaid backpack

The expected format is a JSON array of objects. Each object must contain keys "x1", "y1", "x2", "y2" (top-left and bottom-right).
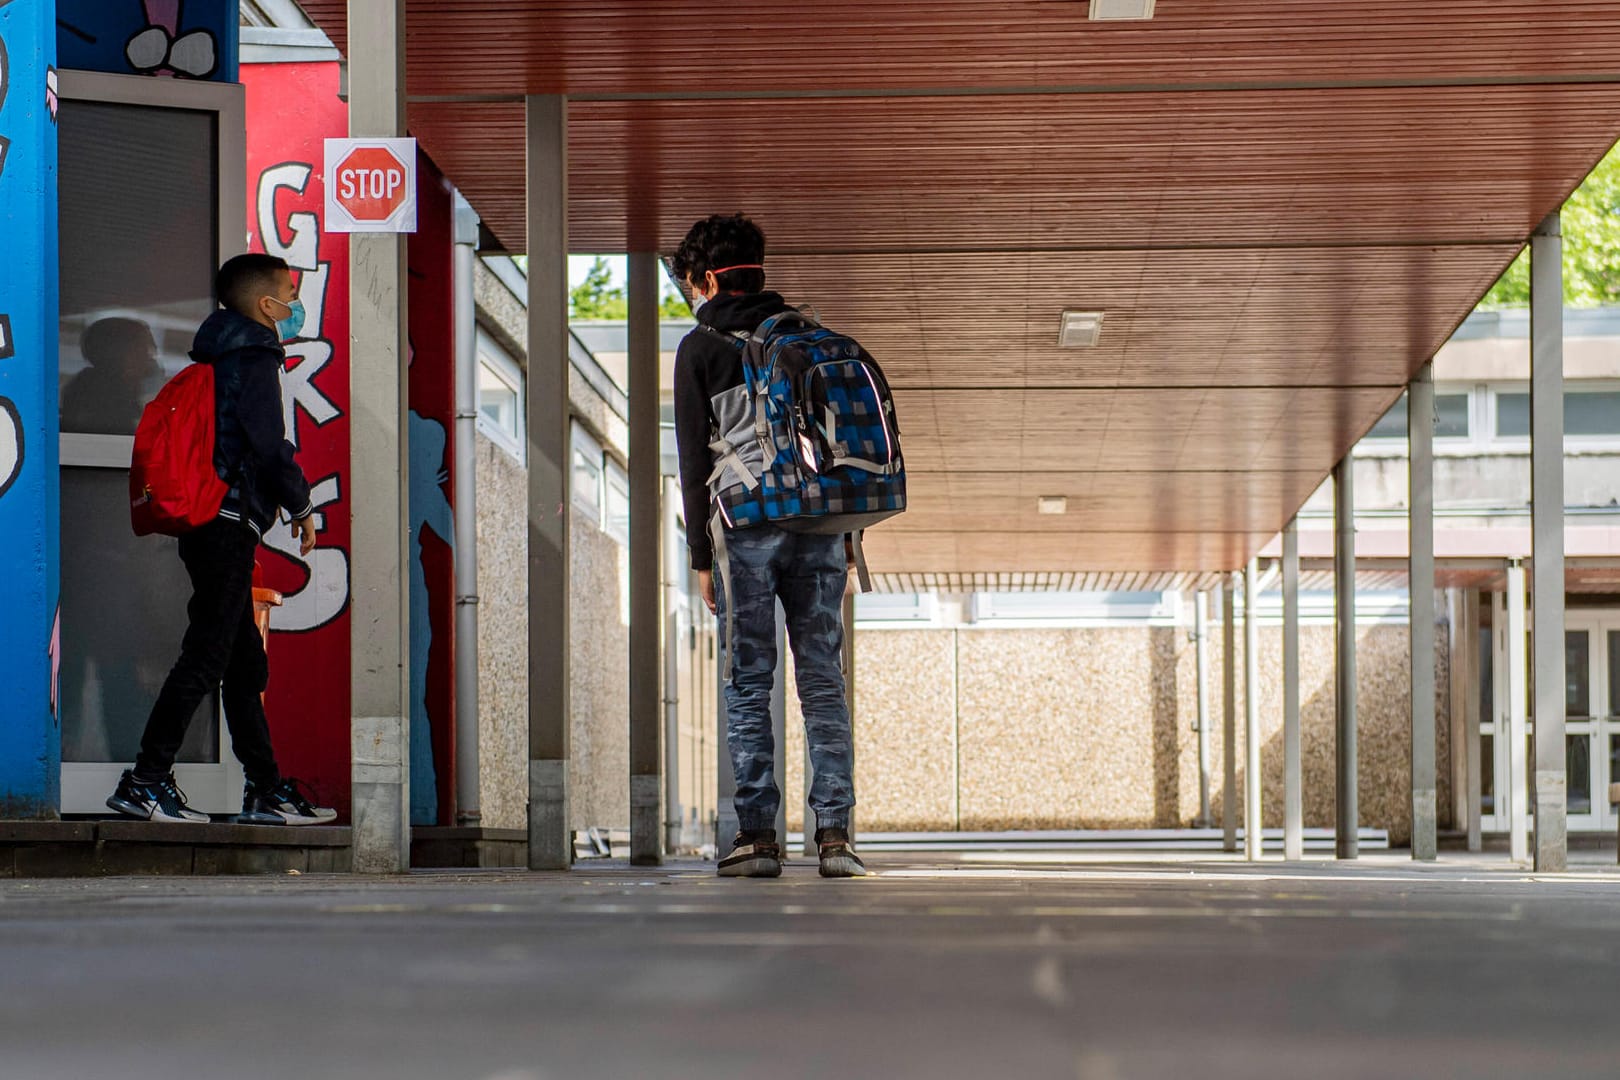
[{"x1": 672, "y1": 214, "x2": 905, "y2": 879}]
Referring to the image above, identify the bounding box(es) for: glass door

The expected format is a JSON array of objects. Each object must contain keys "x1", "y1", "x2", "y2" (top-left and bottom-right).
[
  {"x1": 56, "y1": 71, "x2": 246, "y2": 814},
  {"x1": 1562, "y1": 620, "x2": 1601, "y2": 831}
]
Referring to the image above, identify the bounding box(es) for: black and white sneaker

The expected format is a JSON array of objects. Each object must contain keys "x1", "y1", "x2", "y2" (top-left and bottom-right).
[
  {"x1": 815, "y1": 827, "x2": 869, "y2": 878},
  {"x1": 238, "y1": 778, "x2": 337, "y2": 826},
  {"x1": 717, "y1": 829, "x2": 783, "y2": 878},
  {"x1": 106, "y1": 770, "x2": 211, "y2": 824}
]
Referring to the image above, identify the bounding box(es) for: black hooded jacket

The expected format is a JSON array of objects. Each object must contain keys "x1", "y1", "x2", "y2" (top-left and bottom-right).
[
  {"x1": 190, "y1": 308, "x2": 313, "y2": 536},
  {"x1": 672, "y1": 290, "x2": 795, "y2": 570}
]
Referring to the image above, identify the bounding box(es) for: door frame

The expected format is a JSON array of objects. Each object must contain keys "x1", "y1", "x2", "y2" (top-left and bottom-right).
[{"x1": 57, "y1": 70, "x2": 247, "y2": 815}]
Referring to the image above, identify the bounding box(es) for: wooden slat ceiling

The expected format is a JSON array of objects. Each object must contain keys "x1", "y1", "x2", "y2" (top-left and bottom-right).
[{"x1": 300, "y1": 1, "x2": 1620, "y2": 575}]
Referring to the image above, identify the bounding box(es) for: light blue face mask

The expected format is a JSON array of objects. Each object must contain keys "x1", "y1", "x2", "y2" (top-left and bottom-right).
[{"x1": 267, "y1": 295, "x2": 306, "y2": 342}]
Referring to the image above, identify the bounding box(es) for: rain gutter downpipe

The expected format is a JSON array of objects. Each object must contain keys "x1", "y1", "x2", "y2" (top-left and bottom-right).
[{"x1": 452, "y1": 191, "x2": 482, "y2": 827}]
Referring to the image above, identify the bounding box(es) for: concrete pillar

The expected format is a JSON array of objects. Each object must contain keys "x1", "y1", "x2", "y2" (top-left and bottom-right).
[
  {"x1": 1222, "y1": 579, "x2": 1238, "y2": 852},
  {"x1": 1531, "y1": 212, "x2": 1568, "y2": 873},
  {"x1": 1506, "y1": 562, "x2": 1530, "y2": 864},
  {"x1": 348, "y1": 0, "x2": 412, "y2": 873},
  {"x1": 1283, "y1": 518, "x2": 1303, "y2": 862},
  {"x1": 1409, "y1": 361, "x2": 1438, "y2": 861},
  {"x1": 628, "y1": 252, "x2": 662, "y2": 866},
  {"x1": 1195, "y1": 590, "x2": 1212, "y2": 827},
  {"x1": 1334, "y1": 457, "x2": 1358, "y2": 859},
  {"x1": 1243, "y1": 558, "x2": 1262, "y2": 860},
  {"x1": 452, "y1": 193, "x2": 482, "y2": 828},
  {"x1": 525, "y1": 94, "x2": 572, "y2": 870}
]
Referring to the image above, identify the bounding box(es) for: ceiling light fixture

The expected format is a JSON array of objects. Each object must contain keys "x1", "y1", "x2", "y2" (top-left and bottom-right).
[
  {"x1": 1037, "y1": 496, "x2": 1069, "y2": 515},
  {"x1": 1057, "y1": 310, "x2": 1104, "y2": 348},
  {"x1": 1089, "y1": 0, "x2": 1155, "y2": 20}
]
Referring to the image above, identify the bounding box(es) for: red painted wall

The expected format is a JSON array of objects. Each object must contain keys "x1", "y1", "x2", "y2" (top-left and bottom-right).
[
  {"x1": 243, "y1": 61, "x2": 353, "y2": 818},
  {"x1": 407, "y1": 156, "x2": 458, "y2": 827}
]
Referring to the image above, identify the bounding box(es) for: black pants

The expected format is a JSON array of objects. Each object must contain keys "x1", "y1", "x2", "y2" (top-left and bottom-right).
[{"x1": 135, "y1": 519, "x2": 281, "y2": 789}]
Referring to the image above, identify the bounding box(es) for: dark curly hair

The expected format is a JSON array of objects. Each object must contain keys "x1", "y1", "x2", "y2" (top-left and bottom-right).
[{"x1": 671, "y1": 214, "x2": 766, "y2": 295}]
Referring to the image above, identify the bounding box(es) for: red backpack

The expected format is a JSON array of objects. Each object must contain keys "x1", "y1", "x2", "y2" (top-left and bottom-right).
[{"x1": 129, "y1": 363, "x2": 229, "y2": 536}]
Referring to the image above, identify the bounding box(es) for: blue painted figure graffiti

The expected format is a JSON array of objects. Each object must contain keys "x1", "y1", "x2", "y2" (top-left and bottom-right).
[{"x1": 407, "y1": 340, "x2": 455, "y2": 825}]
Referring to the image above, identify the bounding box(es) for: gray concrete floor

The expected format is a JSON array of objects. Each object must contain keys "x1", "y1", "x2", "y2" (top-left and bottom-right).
[{"x1": 3, "y1": 852, "x2": 1620, "y2": 1080}]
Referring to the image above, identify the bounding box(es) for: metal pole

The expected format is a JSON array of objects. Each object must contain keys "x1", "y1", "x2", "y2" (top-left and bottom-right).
[
  {"x1": 1222, "y1": 578, "x2": 1238, "y2": 852},
  {"x1": 451, "y1": 192, "x2": 482, "y2": 828},
  {"x1": 1531, "y1": 212, "x2": 1568, "y2": 873},
  {"x1": 772, "y1": 604, "x2": 788, "y2": 846},
  {"x1": 1243, "y1": 557, "x2": 1262, "y2": 861},
  {"x1": 844, "y1": 586, "x2": 858, "y2": 844},
  {"x1": 1283, "y1": 518, "x2": 1303, "y2": 862},
  {"x1": 1410, "y1": 361, "x2": 1438, "y2": 861},
  {"x1": 628, "y1": 252, "x2": 662, "y2": 866},
  {"x1": 525, "y1": 94, "x2": 572, "y2": 870},
  {"x1": 1506, "y1": 562, "x2": 1530, "y2": 864},
  {"x1": 347, "y1": 0, "x2": 411, "y2": 873},
  {"x1": 1334, "y1": 456, "x2": 1359, "y2": 859},
  {"x1": 1464, "y1": 589, "x2": 1483, "y2": 853},
  {"x1": 664, "y1": 482, "x2": 685, "y2": 854},
  {"x1": 1195, "y1": 590, "x2": 1212, "y2": 827}
]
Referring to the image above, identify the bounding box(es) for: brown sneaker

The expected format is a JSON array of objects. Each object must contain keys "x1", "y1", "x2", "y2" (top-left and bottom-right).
[
  {"x1": 717, "y1": 830, "x2": 783, "y2": 878},
  {"x1": 815, "y1": 827, "x2": 868, "y2": 878}
]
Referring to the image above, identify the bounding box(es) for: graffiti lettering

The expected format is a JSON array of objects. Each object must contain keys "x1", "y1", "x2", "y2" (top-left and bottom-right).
[
  {"x1": 258, "y1": 162, "x2": 318, "y2": 269},
  {"x1": 263, "y1": 474, "x2": 350, "y2": 632},
  {"x1": 0, "y1": 398, "x2": 21, "y2": 500},
  {"x1": 282, "y1": 340, "x2": 341, "y2": 449}
]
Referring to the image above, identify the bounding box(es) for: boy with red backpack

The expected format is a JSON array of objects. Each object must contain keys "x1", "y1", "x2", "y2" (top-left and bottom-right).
[{"x1": 107, "y1": 253, "x2": 335, "y2": 827}]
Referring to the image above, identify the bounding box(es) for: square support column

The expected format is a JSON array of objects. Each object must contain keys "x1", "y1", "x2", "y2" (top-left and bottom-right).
[
  {"x1": 628, "y1": 251, "x2": 662, "y2": 866},
  {"x1": 1243, "y1": 557, "x2": 1262, "y2": 861},
  {"x1": 525, "y1": 94, "x2": 572, "y2": 870},
  {"x1": 1463, "y1": 590, "x2": 1484, "y2": 853},
  {"x1": 1222, "y1": 579, "x2": 1238, "y2": 853},
  {"x1": 1531, "y1": 212, "x2": 1568, "y2": 873},
  {"x1": 1283, "y1": 518, "x2": 1304, "y2": 862},
  {"x1": 1194, "y1": 590, "x2": 1212, "y2": 828},
  {"x1": 1334, "y1": 457, "x2": 1358, "y2": 859},
  {"x1": 348, "y1": 0, "x2": 412, "y2": 873},
  {"x1": 1409, "y1": 361, "x2": 1438, "y2": 861}
]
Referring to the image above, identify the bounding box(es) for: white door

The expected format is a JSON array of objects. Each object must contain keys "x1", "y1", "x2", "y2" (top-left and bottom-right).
[{"x1": 56, "y1": 72, "x2": 246, "y2": 814}]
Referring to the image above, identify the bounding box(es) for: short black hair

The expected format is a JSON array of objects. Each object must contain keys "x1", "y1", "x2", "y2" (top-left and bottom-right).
[
  {"x1": 671, "y1": 214, "x2": 766, "y2": 295},
  {"x1": 215, "y1": 253, "x2": 290, "y2": 315}
]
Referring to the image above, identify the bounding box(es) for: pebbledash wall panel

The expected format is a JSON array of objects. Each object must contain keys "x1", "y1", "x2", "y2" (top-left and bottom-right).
[{"x1": 786, "y1": 623, "x2": 1451, "y2": 847}]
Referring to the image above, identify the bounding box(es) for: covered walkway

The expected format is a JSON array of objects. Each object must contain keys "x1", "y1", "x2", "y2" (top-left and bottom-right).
[{"x1": 4, "y1": 854, "x2": 1620, "y2": 1078}]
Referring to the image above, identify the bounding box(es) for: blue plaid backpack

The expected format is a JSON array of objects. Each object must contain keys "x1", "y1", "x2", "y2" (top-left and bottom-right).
[{"x1": 703, "y1": 308, "x2": 906, "y2": 599}]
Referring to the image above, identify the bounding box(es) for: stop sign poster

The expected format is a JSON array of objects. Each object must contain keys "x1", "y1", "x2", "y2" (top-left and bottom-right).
[{"x1": 324, "y1": 137, "x2": 418, "y2": 233}]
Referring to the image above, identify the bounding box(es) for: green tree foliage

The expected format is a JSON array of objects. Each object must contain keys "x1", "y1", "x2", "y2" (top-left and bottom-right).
[
  {"x1": 1480, "y1": 142, "x2": 1620, "y2": 307},
  {"x1": 569, "y1": 256, "x2": 694, "y2": 320}
]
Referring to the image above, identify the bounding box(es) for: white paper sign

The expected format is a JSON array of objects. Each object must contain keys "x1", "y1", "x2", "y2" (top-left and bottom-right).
[{"x1": 323, "y1": 137, "x2": 418, "y2": 233}]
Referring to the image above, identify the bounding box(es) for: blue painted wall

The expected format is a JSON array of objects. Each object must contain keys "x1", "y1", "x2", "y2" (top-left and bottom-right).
[
  {"x1": 57, "y1": 0, "x2": 236, "y2": 82},
  {"x1": 0, "y1": 0, "x2": 61, "y2": 818}
]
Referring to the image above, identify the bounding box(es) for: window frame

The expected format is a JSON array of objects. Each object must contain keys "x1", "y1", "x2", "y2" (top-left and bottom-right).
[
  {"x1": 570, "y1": 421, "x2": 604, "y2": 523},
  {"x1": 475, "y1": 327, "x2": 525, "y2": 463},
  {"x1": 1489, "y1": 379, "x2": 1620, "y2": 449}
]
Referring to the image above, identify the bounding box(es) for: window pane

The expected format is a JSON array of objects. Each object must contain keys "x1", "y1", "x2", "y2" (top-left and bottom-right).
[
  {"x1": 1566, "y1": 391, "x2": 1620, "y2": 436},
  {"x1": 1436, "y1": 393, "x2": 1471, "y2": 439},
  {"x1": 60, "y1": 469, "x2": 218, "y2": 764},
  {"x1": 1366, "y1": 392, "x2": 1408, "y2": 439},
  {"x1": 603, "y1": 463, "x2": 630, "y2": 545},
  {"x1": 58, "y1": 102, "x2": 216, "y2": 436},
  {"x1": 1567, "y1": 631, "x2": 1591, "y2": 718},
  {"x1": 1478, "y1": 625, "x2": 1493, "y2": 728},
  {"x1": 1609, "y1": 632, "x2": 1620, "y2": 717},
  {"x1": 1568, "y1": 735, "x2": 1592, "y2": 815},
  {"x1": 1481, "y1": 733, "x2": 1495, "y2": 816},
  {"x1": 478, "y1": 364, "x2": 518, "y2": 438},
  {"x1": 1496, "y1": 392, "x2": 1529, "y2": 437}
]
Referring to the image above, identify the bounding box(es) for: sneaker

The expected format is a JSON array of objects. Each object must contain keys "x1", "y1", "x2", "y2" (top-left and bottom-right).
[
  {"x1": 106, "y1": 770, "x2": 211, "y2": 824},
  {"x1": 717, "y1": 829, "x2": 783, "y2": 878},
  {"x1": 238, "y1": 778, "x2": 337, "y2": 826},
  {"x1": 815, "y1": 827, "x2": 868, "y2": 878}
]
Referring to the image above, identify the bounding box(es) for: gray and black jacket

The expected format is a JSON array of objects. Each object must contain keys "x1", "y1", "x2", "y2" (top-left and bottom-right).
[
  {"x1": 191, "y1": 309, "x2": 313, "y2": 536},
  {"x1": 672, "y1": 290, "x2": 795, "y2": 570}
]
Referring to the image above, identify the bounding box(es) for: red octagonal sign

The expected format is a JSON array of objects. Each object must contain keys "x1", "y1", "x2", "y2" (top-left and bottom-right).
[{"x1": 324, "y1": 138, "x2": 417, "y2": 233}]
